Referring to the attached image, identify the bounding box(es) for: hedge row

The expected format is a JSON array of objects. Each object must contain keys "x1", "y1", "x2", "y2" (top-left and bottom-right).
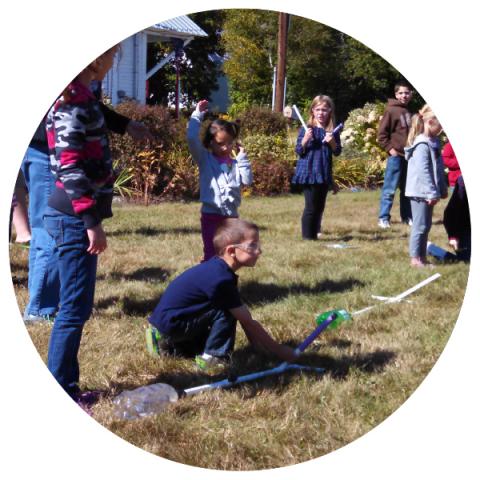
[{"x1": 109, "y1": 102, "x2": 384, "y2": 203}]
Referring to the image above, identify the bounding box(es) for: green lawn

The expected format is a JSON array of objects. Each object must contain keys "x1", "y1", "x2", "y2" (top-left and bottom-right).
[{"x1": 11, "y1": 190, "x2": 468, "y2": 470}]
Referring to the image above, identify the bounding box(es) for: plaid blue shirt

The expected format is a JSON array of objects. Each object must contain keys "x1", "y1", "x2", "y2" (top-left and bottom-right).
[{"x1": 292, "y1": 127, "x2": 342, "y2": 185}]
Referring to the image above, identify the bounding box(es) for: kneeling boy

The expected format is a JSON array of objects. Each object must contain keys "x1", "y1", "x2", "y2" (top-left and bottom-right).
[{"x1": 147, "y1": 218, "x2": 297, "y2": 368}]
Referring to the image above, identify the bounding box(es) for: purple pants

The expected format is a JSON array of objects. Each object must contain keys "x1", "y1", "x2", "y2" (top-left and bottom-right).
[{"x1": 201, "y1": 212, "x2": 235, "y2": 261}]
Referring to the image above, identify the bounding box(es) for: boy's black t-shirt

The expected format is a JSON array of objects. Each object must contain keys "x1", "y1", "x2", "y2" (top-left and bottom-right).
[{"x1": 149, "y1": 256, "x2": 243, "y2": 333}]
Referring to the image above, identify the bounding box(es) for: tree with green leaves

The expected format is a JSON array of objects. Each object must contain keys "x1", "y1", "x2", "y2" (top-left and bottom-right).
[
  {"x1": 221, "y1": 10, "x2": 278, "y2": 112},
  {"x1": 285, "y1": 15, "x2": 343, "y2": 109},
  {"x1": 146, "y1": 11, "x2": 226, "y2": 109},
  {"x1": 146, "y1": 9, "x2": 418, "y2": 120},
  {"x1": 221, "y1": 9, "x2": 414, "y2": 120}
]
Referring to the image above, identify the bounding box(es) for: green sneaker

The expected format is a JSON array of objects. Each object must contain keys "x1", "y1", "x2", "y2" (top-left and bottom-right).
[
  {"x1": 145, "y1": 326, "x2": 176, "y2": 356},
  {"x1": 145, "y1": 325, "x2": 162, "y2": 355},
  {"x1": 195, "y1": 353, "x2": 229, "y2": 373}
]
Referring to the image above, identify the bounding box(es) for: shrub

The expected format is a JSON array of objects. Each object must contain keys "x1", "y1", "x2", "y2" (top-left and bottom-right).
[
  {"x1": 242, "y1": 134, "x2": 295, "y2": 196},
  {"x1": 248, "y1": 159, "x2": 294, "y2": 196},
  {"x1": 109, "y1": 102, "x2": 183, "y2": 163},
  {"x1": 340, "y1": 102, "x2": 387, "y2": 163},
  {"x1": 159, "y1": 147, "x2": 200, "y2": 201},
  {"x1": 113, "y1": 159, "x2": 134, "y2": 198},
  {"x1": 333, "y1": 156, "x2": 384, "y2": 189},
  {"x1": 107, "y1": 102, "x2": 294, "y2": 200},
  {"x1": 108, "y1": 101, "x2": 188, "y2": 203},
  {"x1": 242, "y1": 134, "x2": 294, "y2": 164},
  {"x1": 125, "y1": 148, "x2": 164, "y2": 205},
  {"x1": 235, "y1": 107, "x2": 289, "y2": 137},
  {"x1": 335, "y1": 102, "x2": 388, "y2": 189}
]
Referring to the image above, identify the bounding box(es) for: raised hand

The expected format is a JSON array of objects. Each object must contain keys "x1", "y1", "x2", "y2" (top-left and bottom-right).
[{"x1": 197, "y1": 99, "x2": 209, "y2": 113}]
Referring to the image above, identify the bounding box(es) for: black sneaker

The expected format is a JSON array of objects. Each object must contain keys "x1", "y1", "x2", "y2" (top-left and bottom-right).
[{"x1": 74, "y1": 390, "x2": 102, "y2": 416}]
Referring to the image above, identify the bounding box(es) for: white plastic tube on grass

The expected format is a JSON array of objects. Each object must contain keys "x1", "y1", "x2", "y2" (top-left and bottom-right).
[{"x1": 352, "y1": 273, "x2": 441, "y2": 316}]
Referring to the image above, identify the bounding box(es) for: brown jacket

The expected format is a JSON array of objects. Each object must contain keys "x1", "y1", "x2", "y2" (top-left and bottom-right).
[{"x1": 377, "y1": 99, "x2": 412, "y2": 156}]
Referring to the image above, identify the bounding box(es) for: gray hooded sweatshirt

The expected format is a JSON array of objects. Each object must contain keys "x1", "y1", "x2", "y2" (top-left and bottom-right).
[
  {"x1": 187, "y1": 110, "x2": 252, "y2": 217},
  {"x1": 405, "y1": 134, "x2": 447, "y2": 200}
]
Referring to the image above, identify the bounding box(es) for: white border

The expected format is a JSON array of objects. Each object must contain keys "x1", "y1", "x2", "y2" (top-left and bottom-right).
[{"x1": 1, "y1": 1, "x2": 478, "y2": 479}]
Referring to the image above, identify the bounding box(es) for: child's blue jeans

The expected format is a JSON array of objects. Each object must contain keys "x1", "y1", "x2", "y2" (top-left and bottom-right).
[
  {"x1": 44, "y1": 207, "x2": 98, "y2": 397},
  {"x1": 165, "y1": 309, "x2": 237, "y2": 358},
  {"x1": 21, "y1": 147, "x2": 60, "y2": 317},
  {"x1": 427, "y1": 236, "x2": 471, "y2": 263},
  {"x1": 409, "y1": 199, "x2": 433, "y2": 258}
]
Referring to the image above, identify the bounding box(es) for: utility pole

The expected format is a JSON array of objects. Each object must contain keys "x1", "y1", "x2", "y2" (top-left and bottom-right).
[
  {"x1": 175, "y1": 54, "x2": 180, "y2": 120},
  {"x1": 274, "y1": 12, "x2": 289, "y2": 113},
  {"x1": 173, "y1": 39, "x2": 184, "y2": 120}
]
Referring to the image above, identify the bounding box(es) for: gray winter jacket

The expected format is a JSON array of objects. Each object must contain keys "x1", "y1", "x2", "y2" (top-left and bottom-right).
[
  {"x1": 405, "y1": 134, "x2": 447, "y2": 200},
  {"x1": 187, "y1": 110, "x2": 252, "y2": 216}
]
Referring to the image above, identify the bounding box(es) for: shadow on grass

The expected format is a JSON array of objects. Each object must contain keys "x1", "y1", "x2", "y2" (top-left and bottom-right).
[
  {"x1": 98, "y1": 266, "x2": 171, "y2": 283},
  {"x1": 108, "y1": 226, "x2": 200, "y2": 237},
  {"x1": 300, "y1": 348, "x2": 396, "y2": 379},
  {"x1": 107, "y1": 343, "x2": 395, "y2": 402},
  {"x1": 10, "y1": 259, "x2": 29, "y2": 287},
  {"x1": 95, "y1": 294, "x2": 160, "y2": 316},
  {"x1": 107, "y1": 344, "x2": 306, "y2": 395},
  {"x1": 122, "y1": 297, "x2": 160, "y2": 315},
  {"x1": 11, "y1": 274, "x2": 28, "y2": 287},
  {"x1": 9, "y1": 258, "x2": 28, "y2": 271},
  {"x1": 240, "y1": 278, "x2": 365, "y2": 306},
  {"x1": 325, "y1": 230, "x2": 409, "y2": 242},
  {"x1": 94, "y1": 296, "x2": 121, "y2": 312},
  {"x1": 230, "y1": 343, "x2": 395, "y2": 384}
]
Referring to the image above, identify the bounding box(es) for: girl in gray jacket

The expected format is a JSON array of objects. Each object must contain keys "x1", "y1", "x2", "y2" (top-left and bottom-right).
[
  {"x1": 405, "y1": 105, "x2": 448, "y2": 267},
  {"x1": 187, "y1": 100, "x2": 252, "y2": 261}
]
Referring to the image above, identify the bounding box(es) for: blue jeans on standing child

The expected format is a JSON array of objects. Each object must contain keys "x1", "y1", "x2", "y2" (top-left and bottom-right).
[
  {"x1": 44, "y1": 207, "x2": 98, "y2": 397},
  {"x1": 21, "y1": 146, "x2": 60, "y2": 318},
  {"x1": 165, "y1": 308, "x2": 237, "y2": 358},
  {"x1": 409, "y1": 198, "x2": 433, "y2": 258},
  {"x1": 378, "y1": 155, "x2": 412, "y2": 222}
]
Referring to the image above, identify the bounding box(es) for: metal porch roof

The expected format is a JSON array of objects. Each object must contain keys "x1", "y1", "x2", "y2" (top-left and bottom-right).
[{"x1": 149, "y1": 15, "x2": 208, "y2": 38}]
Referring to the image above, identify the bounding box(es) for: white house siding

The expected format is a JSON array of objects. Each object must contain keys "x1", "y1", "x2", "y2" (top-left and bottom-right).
[
  {"x1": 103, "y1": 32, "x2": 146, "y2": 104},
  {"x1": 103, "y1": 16, "x2": 207, "y2": 106}
]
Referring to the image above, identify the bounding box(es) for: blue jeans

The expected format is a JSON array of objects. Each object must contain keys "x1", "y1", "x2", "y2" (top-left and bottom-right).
[
  {"x1": 427, "y1": 243, "x2": 457, "y2": 262},
  {"x1": 21, "y1": 146, "x2": 60, "y2": 316},
  {"x1": 427, "y1": 236, "x2": 471, "y2": 262},
  {"x1": 378, "y1": 155, "x2": 412, "y2": 222},
  {"x1": 165, "y1": 309, "x2": 237, "y2": 358},
  {"x1": 44, "y1": 208, "x2": 98, "y2": 397},
  {"x1": 409, "y1": 199, "x2": 433, "y2": 258}
]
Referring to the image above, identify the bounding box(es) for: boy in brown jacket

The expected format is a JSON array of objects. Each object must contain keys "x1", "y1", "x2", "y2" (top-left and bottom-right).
[{"x1": 377, "y1": 80, "x2": 413, "y2": 228}]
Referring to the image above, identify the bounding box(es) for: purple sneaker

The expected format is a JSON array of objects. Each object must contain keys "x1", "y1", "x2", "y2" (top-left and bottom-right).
[{"x1": 74, "y1": 390, "x2": 103, "y2": 415}]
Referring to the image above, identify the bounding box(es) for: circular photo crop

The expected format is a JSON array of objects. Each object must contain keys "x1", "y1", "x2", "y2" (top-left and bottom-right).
[{"x1": 10, "y1": 8, "x2": 470, "y2": 471}]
